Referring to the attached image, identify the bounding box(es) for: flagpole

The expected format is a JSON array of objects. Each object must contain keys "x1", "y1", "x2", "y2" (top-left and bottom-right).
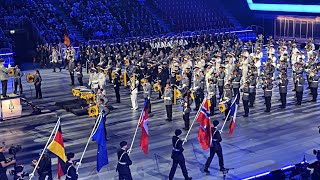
[
  {"x1": 77, "y1": 112, "x2": 103, "y2": 171},
  {"x1": 182, "y1": 97, "x2": 207, "y2": 145},
  {"x1": 220, "y1": 94, "x2": 238, "y2": 132},
  {"x1": 128, "y1": 100, "x2": 145, "y2": 155},
  {"x1": 29, "y1": 118, "x2": 61, "y2": 180}
]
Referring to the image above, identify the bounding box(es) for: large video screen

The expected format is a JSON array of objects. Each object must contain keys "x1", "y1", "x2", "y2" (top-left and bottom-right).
[
  {"x1": 253, "y1": 0, "x2": 320, "y2": 5},
  {"x1": 247, "y1": 0, "x2": 320, "y2": 13}
]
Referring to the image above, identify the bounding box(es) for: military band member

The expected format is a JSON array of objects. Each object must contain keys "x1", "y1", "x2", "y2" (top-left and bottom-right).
[
  {"x1": 13, "y1": 65, "x2": 23, "y2": 95},
  {"x1": 182, "y1": 90, "x2": 193, "y2": 130},
  {"x1": 248, "y1": 74, "x2": 257, "y2": 107},
  {"x1": 169, "y1": 129, "x2": 192, "y2": 180},
  {"x1": 130, "y1": 75, "x2": 139, "y2": 110},
  {"x1": 98, "y1": 67, "x2": 106, "y2": 90},
  {"x1": 231, "y1": 70, "x2": 241, "y2": 104},
  {"x1": 279, "y1": 73, "x2": 288, "y2": 108},
  {"x1": 204, "y1": 120, "x2": 226, "y2": 173},
  {"x1": 207, "y1": 77, "x2": 216, "y2": 116},
  {"x1": 89, "y1": 68, "x2": 99, "y2": 92},
  {"x1": 75, "y1": 62, "x2": 83, "y2": 86},
  {"x1": 143, "y1": 78, "x2": 152, "y2": 113},
  {"x1": 295, "y1": 74, "x2": 304, "y2": 105},
  {"x1": 223, "y1": 80, "x2": 232, "y2": 120},
  {"x1": 241, "y1": 81, "x2": 250, "y2": 117},
  {"x1": 263, "y1": 78, "x2": 273, "y2": 112},
  {"x1": 34, "y1": 70, "x2": 42, "y2": 99},
  {"x1": 51, "y1": 47, "x2": 62, "y2": 72},
  {"x1": 310, "y1": 70, "x2": 319, "y2": 102},
  {"x1": 113, "y1": 72, "x2": 121, "y2": 103},
  {"x1": 163, "y1": 83, "x2": 173, "y2": 121},
  {"x1": 181, "y1": 72, "x2": 189, "y2": 96},
  {"x1": 68, "y1": 56, "x2": 75, "y2": 86},
  {"x1": 117, "y1": 141, "x2": 133, "y2": 180},
  {"x1": 0, "y1": 59, "x2": 9, "y2": 97},
  {"x1": 217, "y1": 66, "x2": 225, "y2": 99},
  {"x1": 193, "y1": 74, "x2": 203, "y2": 110}
]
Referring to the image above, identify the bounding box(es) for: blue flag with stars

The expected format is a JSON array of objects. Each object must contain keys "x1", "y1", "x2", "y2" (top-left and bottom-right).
[{"x1": 92, "y1": 115, "x2": 109, "y2": 172}]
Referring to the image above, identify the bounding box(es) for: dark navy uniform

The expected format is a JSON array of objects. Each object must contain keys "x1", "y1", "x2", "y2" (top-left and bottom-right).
[
  {"x1": 217, "y1": 70, "x2": 225, "y2": 99},
  {"x1": 66, "y1": 162, "x2": 78, "y2": 180},
  {"x1": 241, "y1": 83, "x2": 250, "y2": 117},
  {"x1": 310, "y1": 72, "x2": 319, "y2": 102},
  {"x1": 231, "y1": 73, "x2": 241, "y2": 104},
  {"x1": 113, "y1": 73, "x2": 121, "y2": 103},
  {"x1": 263, "y1": 80, "x2": 273, "y2": 112},
  {"x1": 117, "y1": 149, "x2": 132, "y2": 180},
  {"x1": 169, "y1": 130, "x2": 191, "y2": 180},
  {"x1": 204, "y1": 121, "x2": 225, "y2": 173},
  {"x1": 295, "y1": 75, "x2": 304, "y2": 105},
  {"x1": 279, "y1": 75, "x2": 288, "y2": 108}
]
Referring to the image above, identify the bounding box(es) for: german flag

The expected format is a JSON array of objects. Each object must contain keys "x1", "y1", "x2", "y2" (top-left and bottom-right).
[
  {"x1": 47, "y1": 125, "x2": 67, "y2": 179},
  {"x1": 63, "y1": 27, "x2": 70, "y2": 46}
]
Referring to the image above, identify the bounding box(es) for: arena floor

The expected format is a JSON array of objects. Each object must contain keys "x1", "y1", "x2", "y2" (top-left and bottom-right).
[{"x1": 1, "y1": 68, "x2": 319, "y2": 180}]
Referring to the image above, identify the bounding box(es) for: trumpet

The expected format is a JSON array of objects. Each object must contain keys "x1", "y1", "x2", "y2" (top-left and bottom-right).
[
  {"x1": 88, "y1": 104, "x2": 99, "y2": 117},
  {"x1": 26, "y1": 73, "x2": 35, "y2": 83},
  {"x1": 111, "y1": 72, "x2": 116, "y2": 80},
  {"x1": 99, "y1": 67, "x2": 108, "y2": 75}
]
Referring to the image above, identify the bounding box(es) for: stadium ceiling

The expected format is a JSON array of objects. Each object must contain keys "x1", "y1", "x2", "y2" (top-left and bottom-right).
[{"x1": 246, "y1": 0, "x2": 320, "y2": 13}]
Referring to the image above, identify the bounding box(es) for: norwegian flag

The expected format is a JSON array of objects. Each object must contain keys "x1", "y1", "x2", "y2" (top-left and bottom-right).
[
  {"x1": 228, "y1": 95, "x2": 239, "y2": 137},
  {"x1": 139, "y1": 97, "x2": 149, "y2": 154},
  {"x1": 196, "y1": 99, "x2": 212, "y2": 150}
]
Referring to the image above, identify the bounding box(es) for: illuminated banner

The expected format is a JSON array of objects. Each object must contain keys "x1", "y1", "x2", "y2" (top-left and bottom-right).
[{"x1": 246, "y1": 0, "x2": 320, "y2": 13}]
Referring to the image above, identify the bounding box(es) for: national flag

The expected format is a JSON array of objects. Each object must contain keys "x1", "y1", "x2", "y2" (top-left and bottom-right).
[
  {"x1": 63, "y1": 27, "x2": 70, "y2": 46},
  {"x1": 196, "y1": 99, "x2": 212, "y2": 150},
  {"x1": 228, "y1": 95, "x2": 239, "y2": 137},
  {"x1": 92, "y1": 114, "x2": 109, "y2": 172},
  {"x1": 139, "y1": 97, "x2": 149, "y2": 154},
  {"x1": 47, "y1": 124, "x2": 66, "y2": 179}
]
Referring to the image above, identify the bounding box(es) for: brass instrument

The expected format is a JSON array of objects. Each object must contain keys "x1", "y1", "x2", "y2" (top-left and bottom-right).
[
  {"x1": 153, "y1": 83, "x2": 161, "y2": 92},
  {"x1": 85, "y1": 93, "x2": 96, "y2": 105},
  {"x1": 125, "y1": 58, "x2": 130, "y2": 66},
  {"x1": 111, "y1": 72, "x2": 116, "y2": 80},
  {"x1": 88, "y1": 104, "x2": 99, "y2": 117},
  {"x1": 99, "y1": 67, "x2": 108, "y2": 75},
  {"x1": 79, "y1": 89, "x2": 93, "y2": 99},
  {"x1": 8, "y1": 68, "x2": 14, "y2": 77},
  {"x1": 218, "y1": 100, "x2": 228, "y2": 113},
  {"x1": 176, "y1": 74, "x2": 182, "y2": 81},
  {"x1": 141, "y1": 78, "x2": 147, "y2": 86},
  {"x1": 26, "y1": 73, "x2": 35, "y2": 83}
]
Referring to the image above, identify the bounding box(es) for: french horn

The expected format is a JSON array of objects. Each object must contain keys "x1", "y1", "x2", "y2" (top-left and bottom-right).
[
  {"x1": 153, "y1": 83, "x2": 161, "y2": 92},
  {"x1": 26, "y1": 73, "x2": 35, "y2": 83}
]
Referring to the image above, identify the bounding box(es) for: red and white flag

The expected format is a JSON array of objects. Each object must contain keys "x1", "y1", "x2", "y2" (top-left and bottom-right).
[
  {"x1": 139, "y1": 98, "x2": 149, "y2": 154},
  {"x1": 196, "y1": 99, "x2": 212, "y2": 150},
  {"x1": 228, "y1": 96, "x2": 239, "y2": 137}
]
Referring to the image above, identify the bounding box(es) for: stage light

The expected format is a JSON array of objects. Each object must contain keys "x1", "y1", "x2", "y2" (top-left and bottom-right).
[{"x1": 246, "y1": 0, "x2": 320, "y2": 13}]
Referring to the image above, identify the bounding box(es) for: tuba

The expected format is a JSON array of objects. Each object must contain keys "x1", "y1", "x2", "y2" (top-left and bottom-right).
[
  {"x1": 88, "y1": 104, "x2": 99, "y2": 117},
  {"x1": 8, "y1": 68, "x2": 15, "y2": 77},
  {"x1": 26, "y1": 73, "x2": 35, "y2": 83}
]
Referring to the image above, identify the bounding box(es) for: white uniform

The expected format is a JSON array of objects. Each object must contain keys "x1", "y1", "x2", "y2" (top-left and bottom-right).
[
  {"x1": 130, "y1": 79, "x2": 139, "y2": 110},
  {"x1": 98, "y1": 72, "x2": 106, "y2": 90},
  {"x1": 89, "y1": 72, "x2": 99, "y2": 90},
  {"x1": 291, "y1": 47, "x2": 299, "y2": 65}
]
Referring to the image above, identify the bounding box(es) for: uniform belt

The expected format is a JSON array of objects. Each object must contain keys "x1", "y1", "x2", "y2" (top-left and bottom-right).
[
  {"x1": 312, "y1": 81, "x2": 318, "y2": 82},
  {"x1": 66, "y1": 175, "x2": 72, "y2": 178},
  {"x1": 243, "y1": 93, "x2": 249, "y2": 95},
  {"x1": 249, "y1": 86, "x2": 255, "y2": 87},
  {"x1": 172, "y1": 148, "x2": 180, "y2": 151},
  {"x1": 212, "y1": 139, "x2": 219, "y2": 142},
  {"x1": 280, "y1": 86, "x2": 286, "y2": 87},
  {"x1": 118, "y1": 162, "x2": 126, "y2": 165},
  {"x1": 233, "y1": 82, "x2": 240, "y2": 84},
  {"x1": 265, "y1": 90, "x2": 272, "y2": 91}
]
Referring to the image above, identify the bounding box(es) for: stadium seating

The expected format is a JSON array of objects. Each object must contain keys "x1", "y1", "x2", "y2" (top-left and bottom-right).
[{"x1": 151, "y1": 0, "x2": 235, "y2": 32}]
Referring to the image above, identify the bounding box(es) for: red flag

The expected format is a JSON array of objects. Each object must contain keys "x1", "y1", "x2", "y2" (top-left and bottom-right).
[
  {"x1": 139, "y1": 98, "x2": 149, "y2": 154},
  {"x1": 196, "y1": 99, "x2": 212, "y2": 150},
  {"x1": 228, "y1": 97, "x2": 238, "y2": 137}
]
